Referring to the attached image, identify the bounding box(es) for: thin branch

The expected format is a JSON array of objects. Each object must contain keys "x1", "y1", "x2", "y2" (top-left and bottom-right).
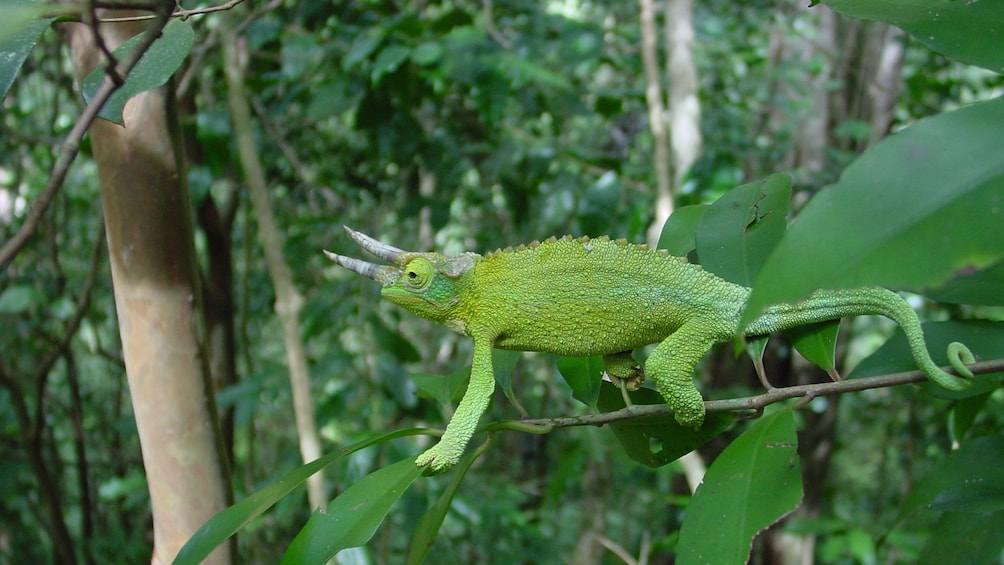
[
  {"x1": 0, "y1": 1, "x2": 172, "y2": 269},
  {"x1": 519, "y1": 359, "x2": 1004, "y2": 430},
  {"x1": 100, "y1": 0, "x2": 246, "y2": 22}
]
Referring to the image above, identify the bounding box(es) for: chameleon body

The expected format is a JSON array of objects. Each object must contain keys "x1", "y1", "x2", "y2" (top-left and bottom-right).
[{"x1": 326, "y1": 227, "x2": 974, "y2": 472}]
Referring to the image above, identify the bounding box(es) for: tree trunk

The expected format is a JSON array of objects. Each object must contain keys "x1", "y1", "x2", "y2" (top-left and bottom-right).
[
  {"x1": 665, "y1": 0, "x2": 702, "y2": 191},
  {"x1": 639, "y1": 0, "x2": 673, "y2": 246},
  {"x1": 219, "y1": 14, "x2": 328, "y2": 511},
  {"x1": 64, "y1": 13, "x2": 233, "y2": 564}
]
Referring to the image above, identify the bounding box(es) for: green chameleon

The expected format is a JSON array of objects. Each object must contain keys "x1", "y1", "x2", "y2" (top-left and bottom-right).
[{"x1": 326, "y1": 227, "x2": 974, "y2": 472}]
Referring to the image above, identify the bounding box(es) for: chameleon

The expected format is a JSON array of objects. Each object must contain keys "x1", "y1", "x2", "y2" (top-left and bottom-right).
[{"x1": 325, "y1": 227, "x2": 975, "y2": 472}]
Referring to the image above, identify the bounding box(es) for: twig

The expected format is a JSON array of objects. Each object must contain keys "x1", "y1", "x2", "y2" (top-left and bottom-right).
[
  {"x1": 519, "y1": 359, "x2": 1004, "y2": 429},
  {"x1": 100, "y1": 0, "x2": 246, "y2": 22},
  {"x1": 0, "y1": 1, "x2": 172, "y2": 270}
]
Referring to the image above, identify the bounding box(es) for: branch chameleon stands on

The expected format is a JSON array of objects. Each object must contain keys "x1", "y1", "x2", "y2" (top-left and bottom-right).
[{"x1": 325, "y1": 227, "x2": 974, "y2": 472}]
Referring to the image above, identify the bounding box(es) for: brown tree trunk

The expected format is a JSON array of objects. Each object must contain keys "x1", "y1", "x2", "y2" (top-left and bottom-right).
[{"x1": 64, "y1": 13, "x2": 233, "y2": 565}]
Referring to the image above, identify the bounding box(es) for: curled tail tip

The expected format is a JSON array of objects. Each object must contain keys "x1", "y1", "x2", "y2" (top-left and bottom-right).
[
  {"x1": 928, "y1": 341, "x2": 976, "y2": 391},
  {"x1": 947, "y1": 341, "x2": 976, "y2": 380}
]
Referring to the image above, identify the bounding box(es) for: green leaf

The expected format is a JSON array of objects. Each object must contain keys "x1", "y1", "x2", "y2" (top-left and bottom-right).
[
  {"x1": 81, "y1": 19, "x2": 194, "y2": 125},
  {"x1": 893, "y1": 436, "x2": 1004, "y2": 527},
  {"x1": 412, "y1": 41, "x2": 443, "y2": 66},
  {"x1": 173, "y1": 429, "x2": 431, "y2": 565},
  {"x1": 492, "y1": 348, "x2": 524, "y2": 414},
  {"x1": 406, "y1": 438, "x2": 491, "y2": 565},
  {"x1": 744, "y1": 96, "x2": 1004, "y2": 326},
  {"x1": 657, "y1": 204, "x2": 709, "y2": 257},
  {"x1": 920, "y1": 510, "x2": 1004, "y2": 564},
  {"x1": 928, "y1": 259, "x2": 1004, "y2": 307},
  {"x1": 596, "y1": 382, "x2": 734, "y2": 467},
  {"x1": 950, "y1": 392, "x2": 992, "y2": 444},
  {"x1": 556, "y1": 356, "x2": 603, "y2": 411},
  {"x1": 0, "y1": 1, "x2": 61, "y2": 99},
  {"x1": 0, "y1": 284, "x2": 44, "y2": 314},
  {"x1": 787, "y1": 320, "x2": 841, "y2": 376},
  {"x1": 696, "y1": 173, "x2": 791, "y2": 286},
  {"x1": 370, "y1": 44, "x2": 411, "y2": 84},
  {"x1": 677, "y1": 408, "x2": 802, "y2": 564},
  {"x1": 849, "y1": 320, "x2": 1004, "y2": 399},
  {"x1": 282, "y1": 458, "x2": 423, "y2": 565},
  {"x1": 825, "y1": 0, "x2": 1004, "y2": 74},
  {"x1": 411, "y1": 368, "x2": 469, "y2": 408}
]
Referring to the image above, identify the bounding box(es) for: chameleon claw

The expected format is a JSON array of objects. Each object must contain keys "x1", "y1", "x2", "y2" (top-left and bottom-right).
[{"x1": 415, "y1": 444, "x2": 462, "y2": 474}]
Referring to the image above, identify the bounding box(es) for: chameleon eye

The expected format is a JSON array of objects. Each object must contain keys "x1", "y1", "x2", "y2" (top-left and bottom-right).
[{"x1": 402, "y1": 258, "x2": 435, "y2": 291}]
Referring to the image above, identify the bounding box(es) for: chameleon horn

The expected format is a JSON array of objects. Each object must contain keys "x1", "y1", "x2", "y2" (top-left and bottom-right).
[
  {"x1": 323, "y1": 250, "x2": 385, "y2": 280},
  {"x1": 343, "y1": 226, "x2": 404, "y2": 262}
]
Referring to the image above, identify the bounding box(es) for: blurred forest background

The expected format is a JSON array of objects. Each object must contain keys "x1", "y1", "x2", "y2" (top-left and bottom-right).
[{"x1": 1, "y1": 0, "x2": 1003, "y2": 564}]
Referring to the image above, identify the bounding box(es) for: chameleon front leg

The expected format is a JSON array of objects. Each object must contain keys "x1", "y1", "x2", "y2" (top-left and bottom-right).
[
  {"x1": 416, "y1": 336, "x2": 496, "y2": 473},
  {"x1": 644, "y1": 321, "x2": 723, "y2": 429}
]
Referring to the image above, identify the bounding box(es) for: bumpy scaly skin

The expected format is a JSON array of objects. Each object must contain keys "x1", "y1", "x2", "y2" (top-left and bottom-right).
[{"x1": 326, "y1": 228, "x2": 974, "y2": 472}]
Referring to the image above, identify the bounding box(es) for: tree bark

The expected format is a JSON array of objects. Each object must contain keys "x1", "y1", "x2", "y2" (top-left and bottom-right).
[
  {"x1": 665, "y1": 0, "x2": 702, "y2": 191},
  {"x1": 219, "y1": 14, "x2": 328, "y2": 511},
  {"x1": 64, "y1": 12, "x2": 233, "y2": 564},
  {"x1": 639, "y1": 0, "x2": 673, "y2": 246}
]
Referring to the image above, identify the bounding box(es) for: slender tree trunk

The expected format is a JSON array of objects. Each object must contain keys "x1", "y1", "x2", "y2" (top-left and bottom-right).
[
  {"x1": 665, "y1": 0, "x2": 702, "y2": 191},
  {"x1": 639, "y1": 0, "x2": 673, "y2": 246},
  {"x1": 65, "y1": 12, "x2": 233, "y2": 564},
  {"x1": 219, "y1": 14, "x2": 328, "y2": 511}
]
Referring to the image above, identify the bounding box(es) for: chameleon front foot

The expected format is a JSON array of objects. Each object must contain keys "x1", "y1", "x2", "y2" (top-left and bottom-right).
[
  {"x1": 415, "y1": 442, "x2": 463, "y2": 474},
  {"x1": 668, "y1": 387, "x2": 707, "y2": 429}
]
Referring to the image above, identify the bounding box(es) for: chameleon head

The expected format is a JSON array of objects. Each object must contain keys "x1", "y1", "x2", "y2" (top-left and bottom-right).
[{"x1": 324, "y1": 227, "x2": 478, "y2": 330}]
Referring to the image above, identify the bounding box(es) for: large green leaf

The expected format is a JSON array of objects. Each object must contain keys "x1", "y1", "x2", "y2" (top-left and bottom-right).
[
  {"x1": 172, "y1": 429, "x2": 430, "y2": 565},
  {"x1": 893, "y1": 436, "x2": 1004, "y2": 526},
  {"x1": 920, "y1": 510, "x2": 1004, "y2": 564},
  {"x1": 282, "y1": 458, "x2": 423, "y2": 565},
  {"x1": 824, "y1": 0, "x2": 1004, "y2": 74},
  {"x1": 657, "y1": 204, "x2": 709, "y2": 257},
  {"x1": 744, "y1": 96, "x2": 1004, "y2": 326},
  {"x1": 696, "y1": 172, "x2": 791, "y2": 286},
  {"x1": 596, "y1": 382, "x2": 734, "y2": 467},
  {"x1": 81, "y1": 18, "x2": 194, "y2": 125},
  {"x1": 556, "y1": 355, "x2": 603, "y2": 411},
  {"x1": 677, "y1": 408, "x2": 802, "y2": 564}
]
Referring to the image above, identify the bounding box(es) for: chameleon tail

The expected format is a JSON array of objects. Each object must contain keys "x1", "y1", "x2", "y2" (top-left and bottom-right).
[{"x1": 748, "y1": 288, "x2": 974, "y2": 391}]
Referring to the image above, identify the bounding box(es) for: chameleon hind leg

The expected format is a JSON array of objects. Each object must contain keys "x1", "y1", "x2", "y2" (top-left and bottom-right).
[
  {"x1": 603, "y1": 351, "x2": 646, "y2": 391},
  {"x1": 644, "y1": 322, "x2": 722, "y2": 429}
]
